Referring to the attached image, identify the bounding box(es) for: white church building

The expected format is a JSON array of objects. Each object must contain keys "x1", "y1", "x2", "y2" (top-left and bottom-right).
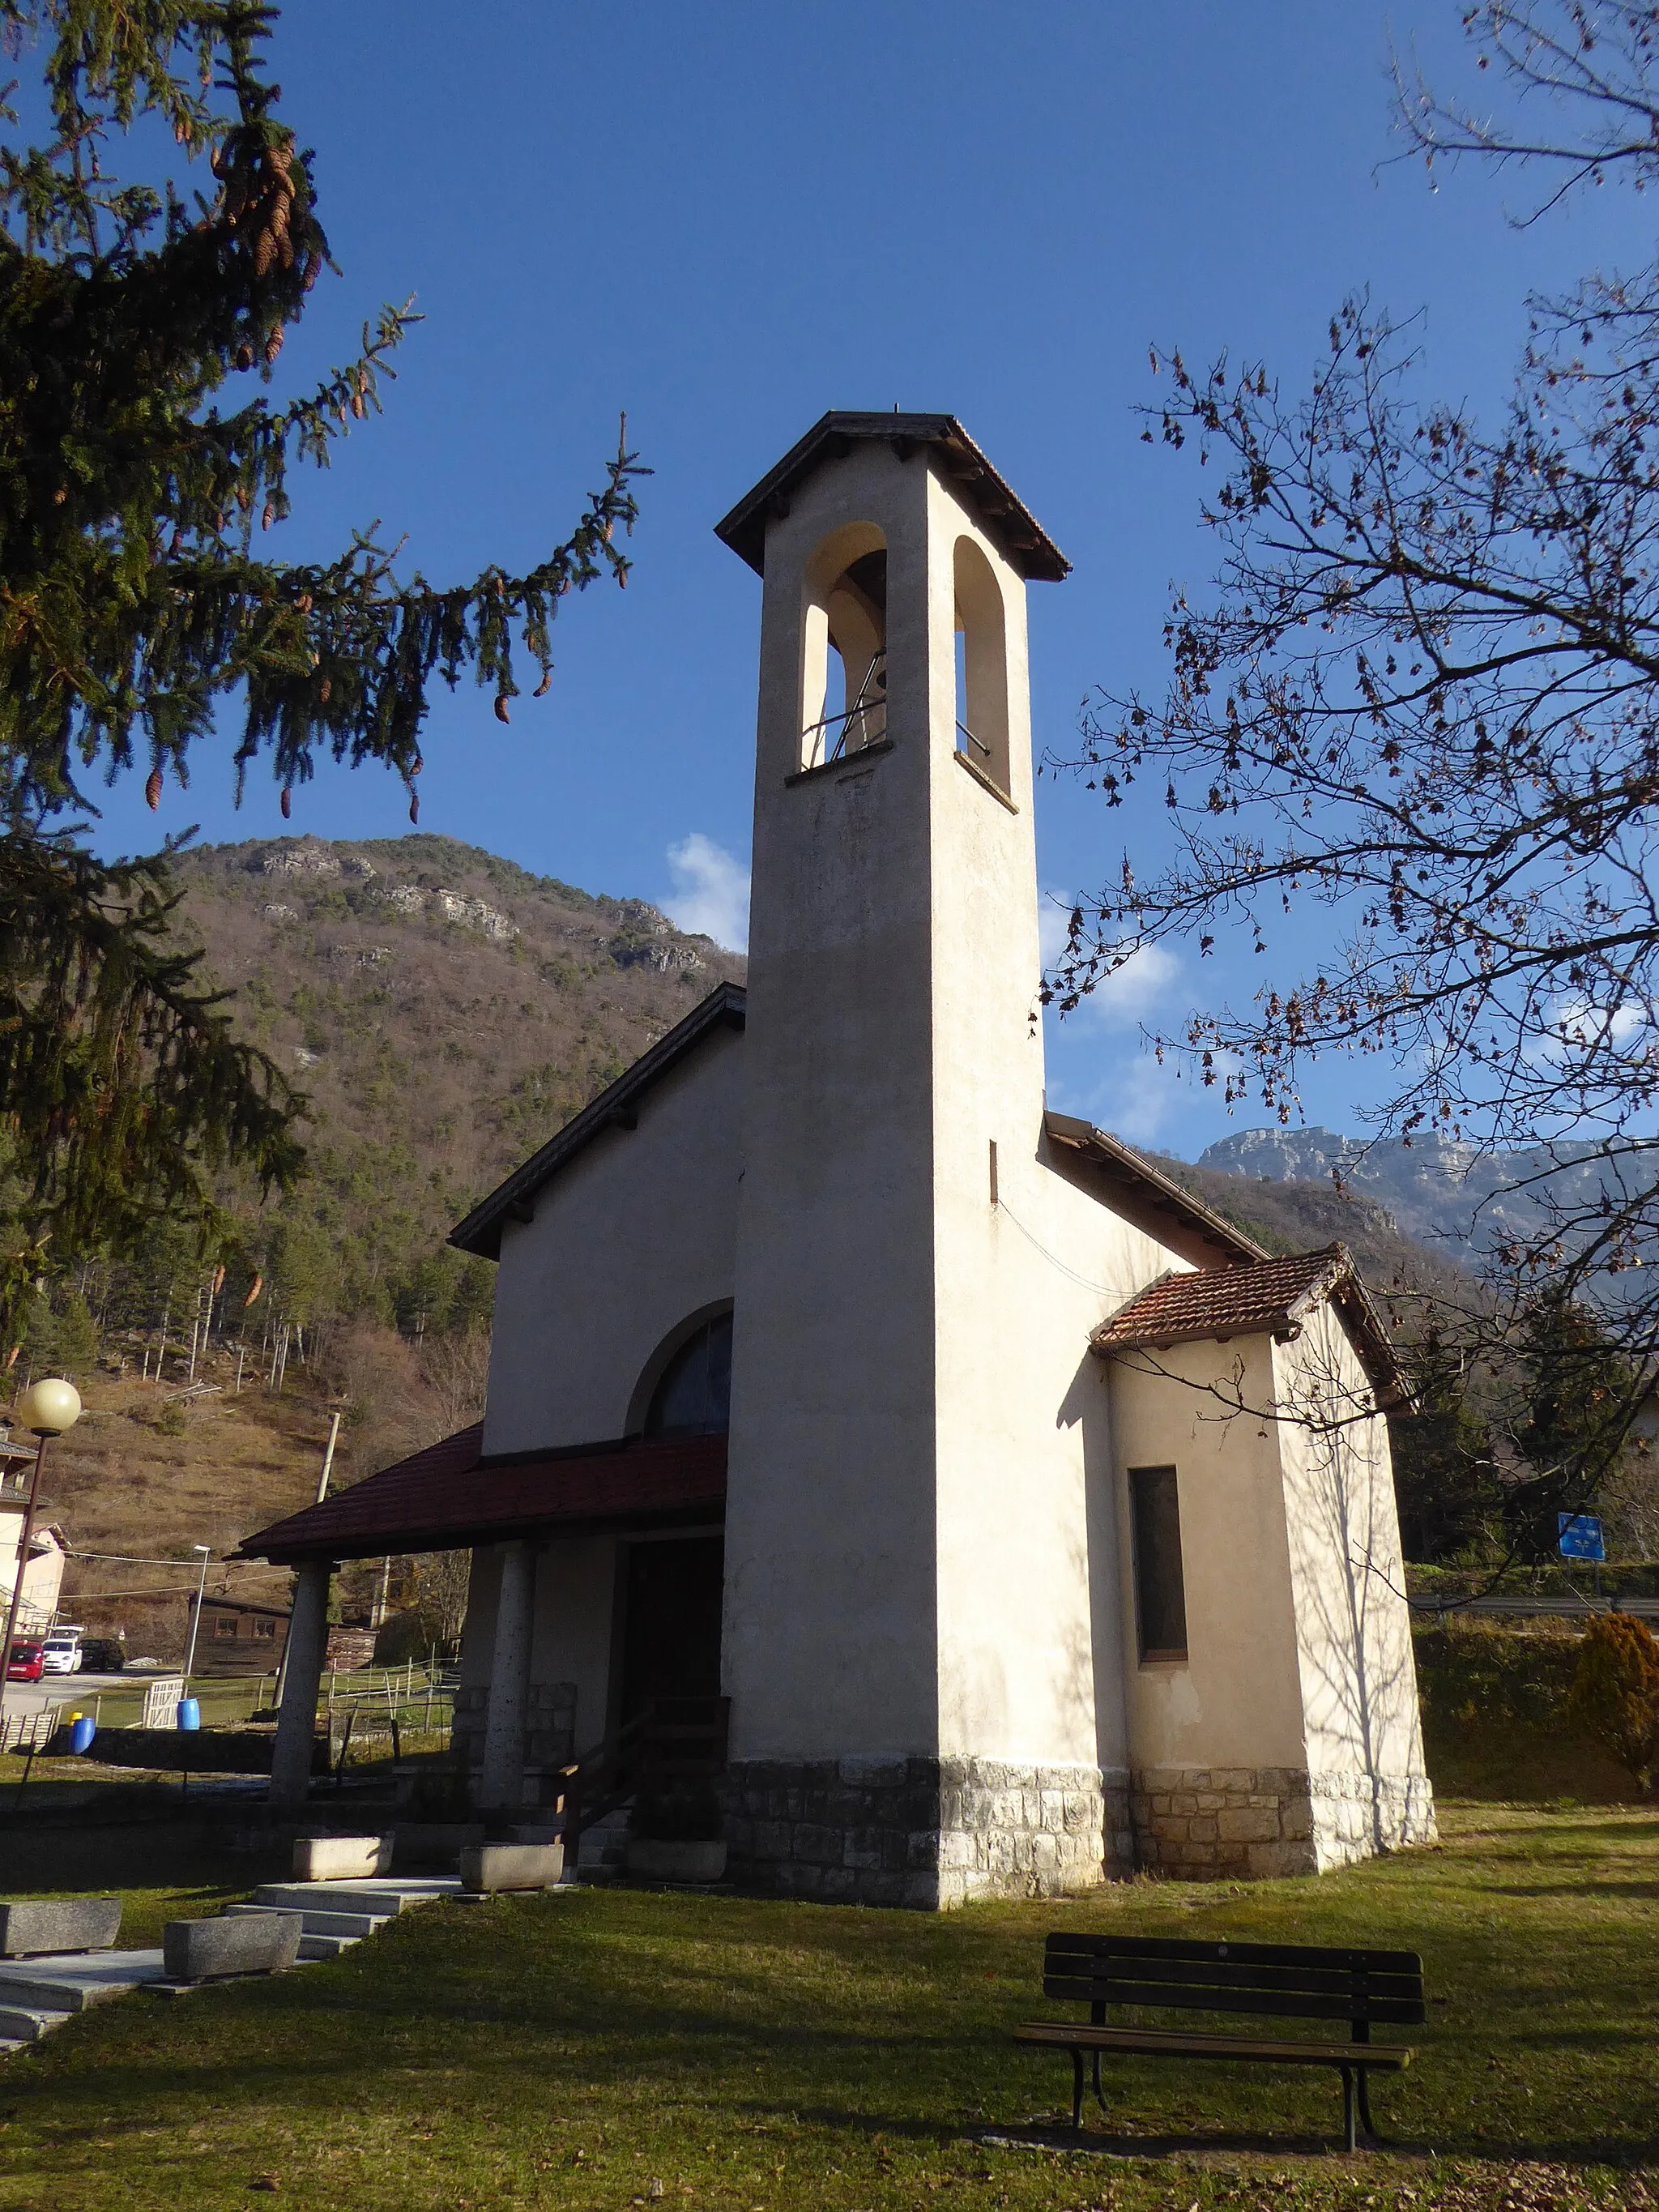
[{"x1": 243, "y1": 412, "x2": 1435, "y2": 1905}]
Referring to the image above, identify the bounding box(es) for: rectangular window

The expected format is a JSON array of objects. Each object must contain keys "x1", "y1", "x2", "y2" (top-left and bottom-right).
[
  {"x1": 211, "y1": 1614, "x2": 237, "y2": 1638},
  {"x1": 1129, "y1": 1465, "x2": 1188, "y2": 1663},
  {"x1": 254, "y1": 1617, "x2": 277, "y2": 1640}
]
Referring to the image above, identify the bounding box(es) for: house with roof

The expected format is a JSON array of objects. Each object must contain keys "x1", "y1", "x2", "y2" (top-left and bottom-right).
[{"x1": 241, "y1": 412, "x2": 1434, "y2": 1902}]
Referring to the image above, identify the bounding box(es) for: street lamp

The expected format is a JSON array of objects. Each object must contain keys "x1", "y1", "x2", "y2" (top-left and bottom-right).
[
  {"x1": 0, "y1": 1379, "x2": 82, "y2": 1735},
  {"x1": 181, "y1": 1544, "x2": 211, "y2": 1685}
]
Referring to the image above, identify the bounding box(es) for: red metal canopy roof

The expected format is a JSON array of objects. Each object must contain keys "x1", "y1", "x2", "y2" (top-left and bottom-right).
[{"x1": 234, "y1": 1424, "x2": 727, "y2": 1563}]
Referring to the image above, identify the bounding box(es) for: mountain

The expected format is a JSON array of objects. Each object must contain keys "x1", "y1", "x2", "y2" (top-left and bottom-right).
[
  {"x1": 164, "y1": 832, "x2": 746, "y2": 1329},
  {"x1": 1196, "y1": 1125, "x2": 1624, "y2": 1263}
]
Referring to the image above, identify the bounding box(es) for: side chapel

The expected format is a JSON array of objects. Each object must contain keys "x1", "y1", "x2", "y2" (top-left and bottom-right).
[{"x1": 241, "y1": 413, "x2": 1435, "y2": 1904}]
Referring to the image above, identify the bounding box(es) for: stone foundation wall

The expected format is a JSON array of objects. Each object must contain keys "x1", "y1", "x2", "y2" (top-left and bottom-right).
[
  {"x1": 453, "y1": 1680, "x2": 576, "y2": 1804},
  {"x1": 1132, "y1": 1765, "x2": 1437, "y2": 1879},
  {"x1": 724, "y1": 1756, "x2": 1129, "y2": 1908}
]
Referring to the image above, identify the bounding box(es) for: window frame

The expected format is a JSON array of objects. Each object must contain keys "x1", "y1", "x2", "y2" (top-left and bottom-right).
[{"x1": 1128, "y1": 1463, "x2": 1189, "y2": 1665}]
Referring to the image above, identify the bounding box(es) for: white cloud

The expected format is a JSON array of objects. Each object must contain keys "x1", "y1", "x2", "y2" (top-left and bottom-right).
[
  {"x1": 1038, "y1": 890, "x2": 1180, "y2": 1029},
  {"x1": 663, "y1": 833, "x2": 750, "y2": 953}
]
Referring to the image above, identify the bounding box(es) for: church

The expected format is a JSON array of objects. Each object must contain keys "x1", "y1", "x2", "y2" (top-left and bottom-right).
[{"x1": 241, "y1": 412, "x2": 1435, "y2": 1906}]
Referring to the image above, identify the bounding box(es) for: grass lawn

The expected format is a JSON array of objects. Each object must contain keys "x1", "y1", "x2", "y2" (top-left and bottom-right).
[{"x1": 0, "y1": 1802, "x2": 1650, "y2": 2211}]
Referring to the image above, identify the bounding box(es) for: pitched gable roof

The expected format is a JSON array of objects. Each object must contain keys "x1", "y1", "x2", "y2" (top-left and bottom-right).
[
  {"x1": 1043, "y1": 1112, "x2": 1269, "y2": 1267},
  {"x1": 714, "y1": 412, "x2": 1071, "y2": 583},
  {"x1": 1090, "y1": 1242, "x2": 1409, "y2": 1407},
  {"x1": 449, "y1": 980, "x2": 746, "y2": 1261}
]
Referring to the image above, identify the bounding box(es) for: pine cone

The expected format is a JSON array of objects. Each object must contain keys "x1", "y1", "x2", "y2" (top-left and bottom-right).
[
  {"x1": 408, "y1": 792, "x2": 420, "y2": 824},
  {"x1": 534, "y1": 670, "x2": 552, "y2": 697},
  {"x1": 262, "y1": 502, "x2": 276, "y2": 530},
  {"x1": 145, "y1": 767, "x2": 163, "y2": 812},
  {"x1": 494, "y1": 695, "x2": 511, "y2": 724},
  {"x1": 318, "y1": 677, "x2": 332, "y2": 703},
  {"x1": 254, "y1": 230, "x2": 275, "y2": 279},
  {"x1": 243, "y1": 1274, "x2": 263, "y2": 1309},
  {"x1": 265, "y1": 326, "x2": 284, "y2": 365},
  {"x1": 280, "y1": 788, "x2": 292, "y2": 819}
]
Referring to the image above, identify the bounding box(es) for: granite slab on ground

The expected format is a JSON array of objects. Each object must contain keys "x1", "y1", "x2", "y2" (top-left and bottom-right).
[
  {"x1": 163, "y1": 1911, "x2": 302, "y2": 1982},
  {"x1": 0, "y1": 1898, "x2": 121, "y2": 1958},
  {"x1": 458, "y1": 1843, "x2": 565, "y2": 1894},
  {"x1": 292, "y1": 1834, "x2": 393, "y2": 1881}
]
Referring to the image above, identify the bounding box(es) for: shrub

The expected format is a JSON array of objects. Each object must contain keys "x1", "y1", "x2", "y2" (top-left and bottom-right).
[{"x1": 1567, "y1": 1612, "x2": 1659, "y2": 1790}]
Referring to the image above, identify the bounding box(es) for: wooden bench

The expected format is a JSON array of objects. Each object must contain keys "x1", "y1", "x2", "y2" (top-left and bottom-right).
[{"x1": 1013, "y1": 1932, "x2": 1424, "y2": 2152}]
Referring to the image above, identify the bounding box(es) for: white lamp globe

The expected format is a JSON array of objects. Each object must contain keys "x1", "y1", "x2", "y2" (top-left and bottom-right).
[{"x1": 16, "y1": 1377, "x2": 81, "y2": 1437}]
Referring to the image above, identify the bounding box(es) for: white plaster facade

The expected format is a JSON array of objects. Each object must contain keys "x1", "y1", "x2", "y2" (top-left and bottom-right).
[{"x1": 429, "y1": 414, "x2": 1434, "y2": 1901}]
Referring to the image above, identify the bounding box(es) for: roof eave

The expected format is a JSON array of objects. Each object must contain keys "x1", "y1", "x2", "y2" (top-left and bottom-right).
[
  {"x1": 714, "y1": 412, "x2": 1070, "y2": 583},
  {"x1": 449, "y1": 981, "x2": 747, "y2": 1260},
  {"x1": 1043, "y1": 1113, "x2": 1269, "y2": 1264}
]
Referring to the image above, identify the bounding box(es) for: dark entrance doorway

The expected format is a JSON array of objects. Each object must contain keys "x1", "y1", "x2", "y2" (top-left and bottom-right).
[{"x1": 619, "y1": 1535, "x2": 724, "y2": 1727}]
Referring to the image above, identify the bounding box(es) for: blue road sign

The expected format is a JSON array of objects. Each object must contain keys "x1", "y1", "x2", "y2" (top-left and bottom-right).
[{"x1": 1558, "y1": 1512, "x2": 1606, "y2": 1563}]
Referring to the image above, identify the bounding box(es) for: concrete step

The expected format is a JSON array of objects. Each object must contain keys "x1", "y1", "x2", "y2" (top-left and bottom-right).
[
  {"x1": 0, "y1": 1951, "x2": 166, "y2": 2013},
  {"x1": 249, "y1": 1878, "x2": 458, "y2": 1918},
  {"x1": 225, "y1": 1904, "x2": 389, "y2": 1941},
  {"x1": 296, "y1": 1932, "x2": 361, "y2": 1961},
  {"x1": 0, "y1": 2005, "x2": 72, "y2": 2043}
]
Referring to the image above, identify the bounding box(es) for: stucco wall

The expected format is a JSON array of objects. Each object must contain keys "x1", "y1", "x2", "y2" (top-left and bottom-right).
[
  {"x1": 1271, "y1": 1305, "x2": 1432, "y2": 1857},
  {"x1": 483, "y1": 1024, "x2": 744, "y2": 1455},
  {"x1": 723, "y1": 441, "x2": 950, "y2": 1765},
  {"x1": 1109, "y1": 1338, "x2": 1309, "y2": 1776}
]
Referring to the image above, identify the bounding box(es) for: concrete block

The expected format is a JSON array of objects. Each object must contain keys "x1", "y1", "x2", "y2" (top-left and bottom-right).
[
  {"x1": 1188, "y1": 1816, "x2": 1218, "y2": 1843},
  {"x1": 292, "y1": 1835, "x2": 393, "y2": 1882},
  {"x1": 1247, "y1": 1839, "x2": 1316, "y2": 1879},
  {"x1": 458, "y1": 1843, "x2": 565, "y2": 1893},
  {"x1": 163, "y1": 1911, "x2": 302, "y2": 1981},
  {"x1": 0, "y1": 1898, "x2": 121, "y2": 1958}
]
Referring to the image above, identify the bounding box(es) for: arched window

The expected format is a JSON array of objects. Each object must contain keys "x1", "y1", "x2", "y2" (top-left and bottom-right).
[
  {"x1": 800, "y1": 525, "x2": 887, "y2": 771},
  {"x1": 642, "y1": 1311, "x2": 733, "y2": 1436},
  {"x1": 953, "y1": 536, "x2": 1010, "y2": 796}
]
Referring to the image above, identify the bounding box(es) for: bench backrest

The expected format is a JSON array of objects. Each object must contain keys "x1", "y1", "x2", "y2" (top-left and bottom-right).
[{"x1": 1043, "y1": 1934, "x2": 1425, "y2": 2041}]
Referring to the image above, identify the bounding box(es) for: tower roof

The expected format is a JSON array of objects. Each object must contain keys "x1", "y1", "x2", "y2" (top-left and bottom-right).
[{"x1": 715, "y1": 412, "x2": 1071, "y2": 583}]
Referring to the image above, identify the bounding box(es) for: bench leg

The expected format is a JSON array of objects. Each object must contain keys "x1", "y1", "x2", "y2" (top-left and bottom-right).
[
  {"x1": 1091, "y1": 2048, "x2": 1108, "y2": 2120},
  {"x1": 1070, "y1": 2047, "x2": 1085, "y2": 2133},
  {"x1": 1356, "y1": 2068, "x2": 1380, "y2": 2144},
  {"x1": 1340, "y1": 2068, "x2": 1356, "y2": 2155}
]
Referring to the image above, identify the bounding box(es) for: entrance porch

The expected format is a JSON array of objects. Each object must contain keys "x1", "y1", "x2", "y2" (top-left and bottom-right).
[{"x1": 234, "y1": 1423, "x2": 727, "y2": 1822}]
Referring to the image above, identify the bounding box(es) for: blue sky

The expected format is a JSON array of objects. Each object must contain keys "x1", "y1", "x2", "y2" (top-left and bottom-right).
[{"x1": 75, "y1": 2, "x2": 1653, "y2": 1159}]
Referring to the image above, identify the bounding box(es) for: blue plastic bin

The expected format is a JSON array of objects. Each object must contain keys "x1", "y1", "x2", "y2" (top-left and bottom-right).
[
  {"x1": 69, "y1": 1714, "x2": 96, "y2": 1755},
  {"x1": 176, "y1": 1696, "x2": 200, "y2": 1731}
]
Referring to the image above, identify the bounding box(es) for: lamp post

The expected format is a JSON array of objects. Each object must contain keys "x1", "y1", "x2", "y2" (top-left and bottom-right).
[
  {"x1": 0, "y1": 1379, "x2": 82, "y2": 1737},
  {"x1": 181, "y1": 1544, "x2": 211, "y2": 1686}
]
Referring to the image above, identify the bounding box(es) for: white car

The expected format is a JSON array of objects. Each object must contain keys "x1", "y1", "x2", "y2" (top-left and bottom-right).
[{"x1": 40, "y1": 1632, "x2": 83, "y2": 1676}]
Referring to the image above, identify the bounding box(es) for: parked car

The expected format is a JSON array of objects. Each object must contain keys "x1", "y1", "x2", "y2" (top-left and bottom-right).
[
  {"x1": 6, "y1": 1642, "x2": 44, "y2": 1682},
  {"x1": 40, "y1": 1631, "x2": 83, "y2": 1676},
  {"x1": 76, "y1": 1638, "x2": 124, "y2": 1673}
]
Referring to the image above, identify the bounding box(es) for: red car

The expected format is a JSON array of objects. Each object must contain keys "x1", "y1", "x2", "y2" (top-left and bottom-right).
[{"x1": 6, "y1": 1642, "x2": 44, "y2": 1682}]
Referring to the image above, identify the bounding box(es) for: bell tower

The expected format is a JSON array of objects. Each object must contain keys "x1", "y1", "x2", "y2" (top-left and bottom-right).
[{"x1": 715, "y1": 417, "x2": 1116, "y2": 1907}]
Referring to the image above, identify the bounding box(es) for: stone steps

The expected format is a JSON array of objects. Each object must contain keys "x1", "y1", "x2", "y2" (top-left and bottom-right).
[
  {"x1": 296, "y1": 1932, "x2": 361, "y2": 1961},
  {"x1": 225, "y1": 1904, "x2": 390, "y2": 1941},
  {"x1": 0, "y1": 1876, "x2": 463, "y2": 2059},
  {"x1": 0, "y1": 2004, "x2": 73, "y2": 2043},
  {"x1": 0, "y1": 1949, "x2": 167, "y2": 2014}
]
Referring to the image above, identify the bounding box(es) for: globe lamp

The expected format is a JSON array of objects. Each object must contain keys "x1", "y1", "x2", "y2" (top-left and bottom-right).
[{"x1": 16, "y1": 1377, "x2": 81, "y2": 1438}]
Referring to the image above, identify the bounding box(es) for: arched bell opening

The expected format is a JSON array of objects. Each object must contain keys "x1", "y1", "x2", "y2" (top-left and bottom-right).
[
  {"x1": 800, "y1": 523, "x2": 888, "y2": 771},
  {"x1": 953, "y1": 536, "x2": 1011, "y2": 796}
]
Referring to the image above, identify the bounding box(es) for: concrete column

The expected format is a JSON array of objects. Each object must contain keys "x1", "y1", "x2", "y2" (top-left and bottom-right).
[
  {"x1": 269, "y1": 1557, "x2": 333, "y2": 1817},
  {"x1": 479, "y1": 1539, "x2": 537, "y2": 1810}
]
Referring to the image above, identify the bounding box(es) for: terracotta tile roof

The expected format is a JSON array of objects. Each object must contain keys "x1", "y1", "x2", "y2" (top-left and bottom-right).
[
  {"x1": 234, "y1": 1424, "x2": 727, "y2": 1563},
  {"x1": 1090, "y1": 1244, "x2": 1408, "y2": 1405}
]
